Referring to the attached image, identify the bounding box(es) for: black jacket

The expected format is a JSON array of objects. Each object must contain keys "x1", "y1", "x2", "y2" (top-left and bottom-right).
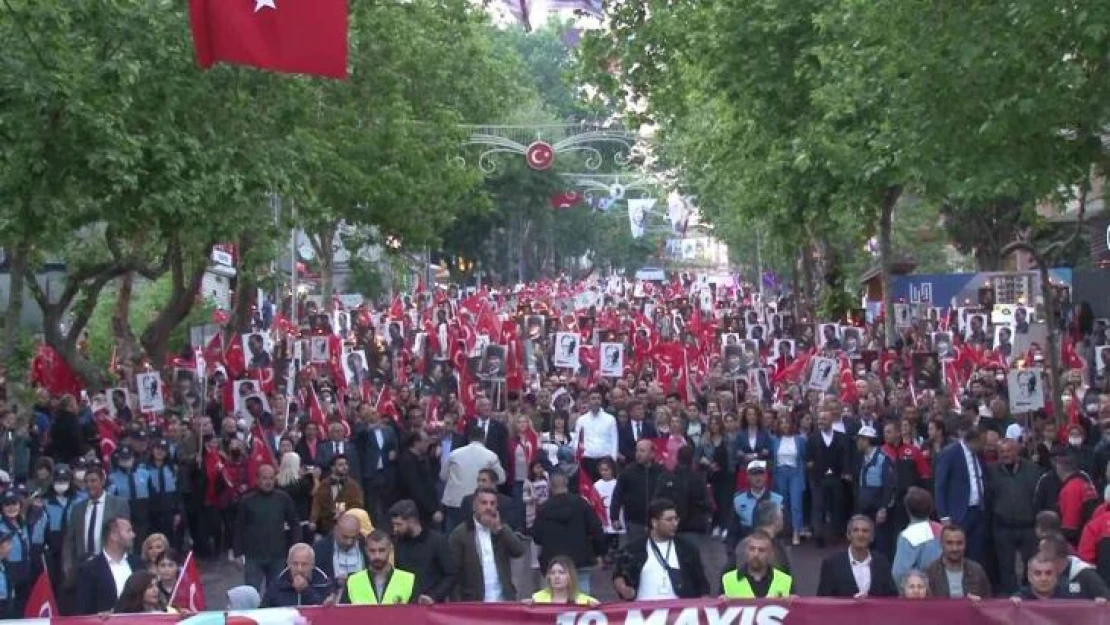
[
  {"x1": 532, "y1": 492, "x2": 606, "y2": 570},
  {"x1": 661, "y1": 466, "x2": 712, "y2": 533},
  {"x1": 261, "y1": 566, "x2": 332, "y2": 607},
  {"x1": 395, "y1": 450, "x2": 440, "y2": 523},
  {"x1": 988, "y1": 459, "x2": 1044, "y2": 526},
  {"x1": 395, "y1": 528, "x2": 455, "y2": 602},
  {"x1": 46, "y1": 410, "x2": 86, "y2": 465},
  {"x1": 612, "y1": 535, "x2": 710, "y2": 599},
  {"x1": 610, "y1": 462, "x2": 674, "y2": 526},
  {"x1": 235, "y1": 488, "x2": 300, "y2": 560},
  {"x1": 806, "y1": 429, "x2": 852, "y2": 478},
  {"x1": 816, "y1": 550, "x2": 898, "y2": 598}
]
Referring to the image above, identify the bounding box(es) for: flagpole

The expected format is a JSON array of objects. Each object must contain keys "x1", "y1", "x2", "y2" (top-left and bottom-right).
[{"x1": 290, "y1": 200, "x2": 298, "y2": 325}]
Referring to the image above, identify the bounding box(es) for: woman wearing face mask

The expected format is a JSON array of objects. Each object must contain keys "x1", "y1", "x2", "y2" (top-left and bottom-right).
[
  {"x1": 42, "y1": 465, "x2": 80, "y2": 598},
  {"x1": 1065, "y1": 424, "x2": 1097, "y2": 478}
]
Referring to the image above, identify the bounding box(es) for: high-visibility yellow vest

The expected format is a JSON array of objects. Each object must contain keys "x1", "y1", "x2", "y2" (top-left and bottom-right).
[
  {"x1": 531, "y1": 589, "x2": 597, "y2": 605},
  {"x1": 720, "y1": 568, "x2": 792, "y2": 598},
  {"x1": 346, "y1": 568, "x2": 416, "y2": 605}
]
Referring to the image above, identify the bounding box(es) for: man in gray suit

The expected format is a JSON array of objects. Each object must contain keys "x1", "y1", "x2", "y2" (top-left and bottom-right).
[{"x1": 63, "y1": 465, "x2": 130, "y2": 581}]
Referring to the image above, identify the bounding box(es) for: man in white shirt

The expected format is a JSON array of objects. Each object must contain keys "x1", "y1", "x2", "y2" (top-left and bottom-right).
[
  {"x1": 612, "y1": 498, "x2": 710, "y2": 601},
  {"x1": 575, "y1": 391, "x2": 619, "y2": 481},
  {"x1": 440, "y1": 426, "x2": 505, "y2": 533},
  {"x1": 76, "y1": 517, "x2": 143, "y2": 614}
]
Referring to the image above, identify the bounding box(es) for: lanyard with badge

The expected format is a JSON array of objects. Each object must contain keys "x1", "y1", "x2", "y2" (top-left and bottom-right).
[{"x1": 648, "y1": 539, "x2": 681, "y2": 595}]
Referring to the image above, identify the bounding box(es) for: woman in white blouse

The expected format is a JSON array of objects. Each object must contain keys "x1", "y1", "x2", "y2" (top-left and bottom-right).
[{"x1": 771, "y1": 413, "x2": 807, "y2": 545}]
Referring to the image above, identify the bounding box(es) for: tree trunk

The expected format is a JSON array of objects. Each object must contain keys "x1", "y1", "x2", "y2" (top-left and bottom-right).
[
  {"x1": 230, "y1": 233, "x2": 256, "y2": 337},
  {"x1": 140, "y1": 239, "x2": 211, "y2": 372},
  {"x1": 2, "y1": 246, "x2": 27, "y2": 362},
  {"x1": 112, "y1": 272, "x2": 139, "y2": 366},
  {"x1": 880, "y1": 186, "x2": 902, "y2": 348},
  {"x1": 308, "y1": 221, "x2": 338, "y2": 310}
]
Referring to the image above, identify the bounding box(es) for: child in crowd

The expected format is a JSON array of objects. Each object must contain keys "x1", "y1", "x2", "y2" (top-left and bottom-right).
[{"x1": 593, "y1": 458, "x2": 623, "y2": 566}]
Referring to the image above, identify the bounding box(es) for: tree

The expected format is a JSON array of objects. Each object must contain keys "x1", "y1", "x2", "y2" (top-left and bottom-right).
[
  {"x1": 294, "y1": 1, "x2": 525, "y2": 303},
  {"x1": 1, "y1": 1, "x2": 305, "y2": 381}
]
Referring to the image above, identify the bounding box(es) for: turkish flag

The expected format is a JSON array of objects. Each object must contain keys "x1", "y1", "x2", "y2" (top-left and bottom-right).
[
  {"x1": 169, "y1": 551, "x2": 207, "y2": 612},
  {"x1": 24, "y1": 568, "x2": 57, "y2": 618},
  {"x1": 188, "y1": 0, "x2": 348, "y2": 79}
]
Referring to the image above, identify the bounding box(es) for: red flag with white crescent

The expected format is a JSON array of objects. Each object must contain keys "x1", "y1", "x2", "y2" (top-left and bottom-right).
[{"x1": 169, "y1": 551, "x2": 207, "y2": 612}]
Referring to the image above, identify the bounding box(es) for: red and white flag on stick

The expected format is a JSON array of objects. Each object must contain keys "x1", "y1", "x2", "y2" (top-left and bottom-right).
[{"x1": 169, "y1": 551, "x2": 207, "y2": 612}]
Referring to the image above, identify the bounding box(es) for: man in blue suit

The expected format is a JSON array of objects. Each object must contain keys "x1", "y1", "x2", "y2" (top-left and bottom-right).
[{"x1": 934, "y1": 423, "x2": 988, "y2": 564}]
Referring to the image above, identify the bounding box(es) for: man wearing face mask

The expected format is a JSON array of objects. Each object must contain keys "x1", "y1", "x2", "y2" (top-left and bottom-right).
[
  {"x1": 107, "y1": 446, "x2": 151, "y2": 544},
  {"x1": 311, "y1": 456, "x2": 365, "y2": 536}
]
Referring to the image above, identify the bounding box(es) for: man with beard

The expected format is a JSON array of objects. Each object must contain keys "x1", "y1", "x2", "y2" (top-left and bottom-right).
[
  {"x1": 390, "y1": 500, "x2": 452, "y2": 604},
  {"x1": 343, "y1": 530, "x2": 417, "y2": 605}
]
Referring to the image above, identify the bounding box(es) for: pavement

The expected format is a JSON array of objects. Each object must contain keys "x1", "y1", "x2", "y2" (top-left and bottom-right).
[{"x1": 195, "y1": 534, "x2": 834, "y2": 608}]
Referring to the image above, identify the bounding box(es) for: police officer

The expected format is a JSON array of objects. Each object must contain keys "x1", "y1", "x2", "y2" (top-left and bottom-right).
[
  {"x1": 0, "y1": 490, "x2": 32, "y2": 615},
  {"x1": 720, "y1": 531, "x2": 793, "y2": 598},
  {"x1": 145, "y1": 439, "x2": 181, "y2": 550},
  {"x1": 730, "y1": 460, "x2": 783, "y2": 548},
  {"x1": 0, "y1": 529, "x2": 14, "y2": 618},
  {"x1": 343, "y1": 530, "x2": 416, "y2": 605},
  {"x1": 855, "y1": 426, "x2": 897, "y2": 557},
  {"x1": 107, "y1": 446, "x2": 151, "y2": 543}
]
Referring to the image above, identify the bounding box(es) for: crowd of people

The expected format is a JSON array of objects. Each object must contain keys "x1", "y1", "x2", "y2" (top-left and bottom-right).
[{"x1": 4, "y1": 275, "x2": 1110, "y2": 616}]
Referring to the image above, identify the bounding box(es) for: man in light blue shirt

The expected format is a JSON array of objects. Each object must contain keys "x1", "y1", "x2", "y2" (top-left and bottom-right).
[{"x1": 892, "y1": 486, "x2": 942, "y2": 582}]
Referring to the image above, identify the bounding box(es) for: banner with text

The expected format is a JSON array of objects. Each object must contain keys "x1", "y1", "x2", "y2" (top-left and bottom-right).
[{"x1": 10, "y1": 598, "x2": 1109, "y2": 625}]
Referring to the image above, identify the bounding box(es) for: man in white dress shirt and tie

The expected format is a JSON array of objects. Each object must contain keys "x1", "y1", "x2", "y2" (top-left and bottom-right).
[{"x1": 575, "y1": 390, "x2": 619, "y2": 481}]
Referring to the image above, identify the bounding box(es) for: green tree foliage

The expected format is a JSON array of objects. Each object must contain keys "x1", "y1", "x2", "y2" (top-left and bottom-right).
[
  {"x1": 293, "y1": 0, "x2": 526, "y2": 301},
  {"x1": 0, "y1": 0, "x2": 298, "y2": 382}
]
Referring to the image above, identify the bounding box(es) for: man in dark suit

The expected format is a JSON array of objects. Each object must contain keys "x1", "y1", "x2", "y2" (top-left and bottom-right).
[
  {"x1": 354, "y1": 405, "x2": 398, "y2": 527},
  {"x1": 934, "y1": 424, "x2": 989, "y2": 564},
  {"x1": 470, "y1": 398, "x2": 510, "y2": 489},
  {"x1": 618, "y1": 400, "x2": 657, "y2": 462},
  {"x1": 318, "y1": 420, "x2": 361, "y2": 476},
  {"x1": 75, "y1": 517, "x2": 144, "y2": 615},
  {"x1": 806, "y1": 407, "x2": 852, "y2": 547},
  {"x1": 817, "y1": 515, "x2": 898, "y2": 598},
  {"x1": 62, "y1": 466, "x2": 130, "y2": 583}
]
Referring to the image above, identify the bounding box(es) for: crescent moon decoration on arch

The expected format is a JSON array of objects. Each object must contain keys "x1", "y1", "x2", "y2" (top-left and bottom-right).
[{"x1": 525, "y1": 141, "x2": 555, "y2": 170}]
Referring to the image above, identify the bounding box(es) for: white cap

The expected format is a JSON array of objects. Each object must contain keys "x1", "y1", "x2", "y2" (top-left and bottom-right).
[
  {"x1": 1004, "y1": 423, "x2": 1024, "y2": 441},
  {"x1": 857, "y1": 425, "x2": 879, "y2": 440},
  {"x1": 746, "y1": 460, "x2": 768, "y2": 473}
]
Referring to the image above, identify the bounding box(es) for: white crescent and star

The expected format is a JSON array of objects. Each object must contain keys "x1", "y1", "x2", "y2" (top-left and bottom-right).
[{"x1": 255, "y1": 0, "x2": 277, "y2": 12}]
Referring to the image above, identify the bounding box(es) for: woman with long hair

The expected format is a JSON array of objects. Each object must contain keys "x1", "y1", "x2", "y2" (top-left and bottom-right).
[
  {"x1": 696, "y1": 415, "x2": 731, "y2": 537},
  {"x1": 508, "y1": 414, "x2": 540, "y2": 529},
  {"x1": 275, "y1": 451, "x2": 317, "y2": 537},
  {"x1": 734, "y1": 404, "x2": 772, "y2": 491},
  {"x1": 771, "y1": 414, "x2": 806, "y2": 545},
  {"x1": 114, "y1": 571, "x2": 166, "y2": 613},
  {"x1": 527, "y1": 556, "x2": 599, "y2": 605}
]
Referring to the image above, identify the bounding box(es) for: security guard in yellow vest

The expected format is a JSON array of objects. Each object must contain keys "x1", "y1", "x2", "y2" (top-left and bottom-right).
[
  {"x1": 344, "y1": 530, "x2": 416, "y2": 605},
  {"x1": 720, "y1": 532, "x2": 793, "y2": 599}
]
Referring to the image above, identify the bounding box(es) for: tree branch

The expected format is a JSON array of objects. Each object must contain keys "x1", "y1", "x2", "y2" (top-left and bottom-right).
[{"x1": 1, "y1": 0, "x2": 53, "y2": 71}]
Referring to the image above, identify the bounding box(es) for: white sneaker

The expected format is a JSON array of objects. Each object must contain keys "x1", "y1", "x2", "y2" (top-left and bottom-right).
[
  {"x1": 711, "y1": 527, "x2": 721, "y2": 538},
  {"x1": 720, "y1": 529, "x2": 728, "y2": 541}
]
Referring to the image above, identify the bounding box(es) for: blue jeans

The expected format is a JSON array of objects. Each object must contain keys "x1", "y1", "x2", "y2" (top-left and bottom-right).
[
  {"x1": 510, "y1": 481, "x2": 526, "y2": 532},
  {"x1": 773, "y1": 464, "x2": 805, "y2": 532}
]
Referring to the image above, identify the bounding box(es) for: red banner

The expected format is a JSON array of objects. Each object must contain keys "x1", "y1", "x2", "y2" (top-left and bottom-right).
[{"x1": 33, "y1": 598, "x2": 1107, "y2": 625}]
